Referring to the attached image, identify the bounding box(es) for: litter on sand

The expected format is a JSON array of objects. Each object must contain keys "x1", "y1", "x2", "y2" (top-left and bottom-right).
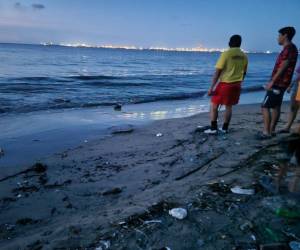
[
  {"x1": 168, "y1": 208, "x2": 187, "y2": 220},
  {"x1": 230, "y1": 186, "x2": 255, "y2": 195}
]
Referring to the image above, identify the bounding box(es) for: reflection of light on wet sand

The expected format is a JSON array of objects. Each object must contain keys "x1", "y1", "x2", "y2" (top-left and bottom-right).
[
  {"x1": 117, "y1": 103, "x2": 210, "y2": 121},
  {"x1": 150, "y1": 110, "x2": 168, "y2": 120}
]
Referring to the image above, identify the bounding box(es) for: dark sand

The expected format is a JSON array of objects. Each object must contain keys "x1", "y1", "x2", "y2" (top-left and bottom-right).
[{"x1": 0, "y1": 103, "x2": 300, "y2": 250}]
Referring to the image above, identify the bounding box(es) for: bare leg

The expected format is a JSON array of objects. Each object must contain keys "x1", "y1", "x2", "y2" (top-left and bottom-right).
[
  {"x1": 274, "y1": 163, "x2": 289, "y2": 189},
  {"x1": 284, "y1": 99, "x2": 299, "y2": 131},
  {"x1": 210, "y1": 103, "x2": 219, "y2": 122},
  {"x1": 224, "y1": 105, "x2": 232, "y2": 124},
  {"x1": 288, "y1": 168, "x2": 300, "y2": 193},
  {"x1": 262, "y1": 107, "x2": 271, "y2": 135},
  {"x1": 297, "y1": 124, "x2": 300, "y2": 134},
  {"x1": 270, "y1": 106, "x2": 281, "y2": 133}
]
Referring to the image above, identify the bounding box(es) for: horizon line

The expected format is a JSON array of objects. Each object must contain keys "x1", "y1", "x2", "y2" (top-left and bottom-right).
[{"x1": 0, "y1": 41, "x2": 277, "y2": 54}]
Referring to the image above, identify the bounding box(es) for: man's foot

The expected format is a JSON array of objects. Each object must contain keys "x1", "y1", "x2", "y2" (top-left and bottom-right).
[
  {"x1": 204, "y1": 128, "x2": 217, "y2": 135},
  {"x1": 259, "y1": 176, "x2": 279, "y2": 194}
]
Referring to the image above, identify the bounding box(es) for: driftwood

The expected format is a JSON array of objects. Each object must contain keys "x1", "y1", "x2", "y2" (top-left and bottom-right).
[
  {"x1": 0, "y1": 163, "x2": 47, "y2": 182},
  {"x1": 175, "y1": 150, "x2": 225, "y2": 181}
]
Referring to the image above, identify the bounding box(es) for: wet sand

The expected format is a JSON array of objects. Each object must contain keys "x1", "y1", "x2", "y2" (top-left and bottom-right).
[{"x1": 0, "y1": 102, "x2": 300, "y2": 249}]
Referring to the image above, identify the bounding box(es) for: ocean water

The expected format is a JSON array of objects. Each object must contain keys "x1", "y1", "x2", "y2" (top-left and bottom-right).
[
  {"x1": 0, "y1": 43, "x2": 289, "y2": 168},
  {"x1": 0, "y1": 43, "x2": 277, "y2": 115}
]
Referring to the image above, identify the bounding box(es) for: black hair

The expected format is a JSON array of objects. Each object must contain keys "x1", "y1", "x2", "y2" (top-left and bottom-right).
[
  {"x1": 279, "y1": 26, "x2": 296, "y2": 41},
  {"x1": 229, "y1": 35, "x2": 242, "y2": 48}
]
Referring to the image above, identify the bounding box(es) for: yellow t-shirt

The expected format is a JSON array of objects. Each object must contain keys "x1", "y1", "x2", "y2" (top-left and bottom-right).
[{"x1": 215, "y1": 48, "x2": 248, "y2": 83}]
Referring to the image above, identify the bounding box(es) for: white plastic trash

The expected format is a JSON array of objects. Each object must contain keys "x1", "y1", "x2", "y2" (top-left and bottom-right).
[
  {"x1": 95, "y1": 240, "x2": 111, "y2": 250},
  {"x1": 230, "y1": 186, "x2": 255, "y2": 195},
  {"x1": 169, "y1": 208, "x2": 187, "y2": 220},
  {"x1": 156, "y1": 133, "x2": 163, "y2": 137}
]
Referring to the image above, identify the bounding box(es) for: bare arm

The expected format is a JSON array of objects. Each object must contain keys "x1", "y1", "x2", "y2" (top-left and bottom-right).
[
  {"x1": 287, "y1": 79, "x2": 296, "y2": 93},
  {"x1": 208, "y1": 69, "x2": 222, "y2": 96},
  {"x1": 243, "y1": 63, "x2": 248, "y2": 80}
]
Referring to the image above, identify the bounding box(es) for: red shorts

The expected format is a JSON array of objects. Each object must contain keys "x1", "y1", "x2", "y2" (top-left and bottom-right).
[{"x1": 211, "y1": 82, "x2": 241, "y2": 106}]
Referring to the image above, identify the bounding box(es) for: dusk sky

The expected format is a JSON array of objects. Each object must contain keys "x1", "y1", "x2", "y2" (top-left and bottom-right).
[{"x1": 0, "y1": 0, "x2": 299, "y2": 51}]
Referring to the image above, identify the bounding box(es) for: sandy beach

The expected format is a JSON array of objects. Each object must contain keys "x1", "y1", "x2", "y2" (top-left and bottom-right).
[{"x1": 0, "y1": 102, "x2": 300, "y2": 250}]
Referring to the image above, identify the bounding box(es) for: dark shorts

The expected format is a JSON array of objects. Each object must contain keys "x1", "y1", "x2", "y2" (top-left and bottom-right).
[
  {"x1": 211, "y1": 82, "x2": 241, "y2": 106},
  {"x1": 261, "y1": 86, "x2": 285, "y2": 108}
]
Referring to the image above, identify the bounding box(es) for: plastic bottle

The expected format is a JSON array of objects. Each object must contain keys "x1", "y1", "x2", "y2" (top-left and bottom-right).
[{"x1": 275, "y1": 208, "x2": 300, "y2": 219}]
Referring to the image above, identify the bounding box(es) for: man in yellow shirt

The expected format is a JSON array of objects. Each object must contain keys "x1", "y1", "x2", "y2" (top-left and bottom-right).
[{"x1": 205, "y1": 35, "x2": 248, "y2": 134}]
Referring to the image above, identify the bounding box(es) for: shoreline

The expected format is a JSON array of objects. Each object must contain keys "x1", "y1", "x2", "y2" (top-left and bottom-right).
[
  {"x1": 0, "y1": 90, "x2": 284, "y2": 170},
  {"x1": 0, "y1": 101, "x2": 299, "y2": 249}
]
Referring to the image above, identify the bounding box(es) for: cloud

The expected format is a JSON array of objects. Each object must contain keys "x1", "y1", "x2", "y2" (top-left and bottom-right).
[
  {"x1": 32, "y1": 3, "x2": 45, "y2": 10},
  {"x1": 13, "y1": 2, "x2": 45, "y2": 11},
  {"x1": 14, "y1": 2, "x2": 23, "y2": 9}
]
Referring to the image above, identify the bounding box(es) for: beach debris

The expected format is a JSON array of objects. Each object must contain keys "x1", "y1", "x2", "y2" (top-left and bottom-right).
[
  {"x1": 110, "y1": 125, "x2": 134, "y2": 134},
  {"x1": 16, "y1": 194, "x2": 22, "y2": 198},
  {"x1": 113, "y1": 103, "x2": 122, "y2": 111},
  {"x1": 235, "y1": 142, "x2": 241, "y2": 146},
  {"x1": 259, "y1": 176, "x2": 279, "y2": 194},
  {"x1": 168, "y1": 208, "x2": 187, "y2": 220},
  {"x1": 0, "y1": 163, "x2": 47, "y2": 183},
  {"x1": 265, "y1": 227, "x2": 282, "y2": 242},
  {"x1": 5, "y1": 224, "x2": 15, "y2": 231},
  {"x1": 290, "y1": 241, "x2": 300, "y2": 250},
  {"x1": 144, "y1": 220, "x2": 162, "y2": 224},
  {"x1": 208, "y1": 181, "x2": 230, "y2": 196},
  {"x1": 84, "y1": 139, "x2": 88, "y2": 143},
  {"x1": 0, "y1": 147, "x2": 4, "y2": 157},
  {"x1": 61, "y1": 152, "x2": 68, "y2": 158},
  {"x1": 275, "y1": 208, "x2": 300, "y2": 219},
  {"x1": 156, "y1": 133, "x2": 163, "y2": 137},
  {"x1": 251, "y1": 234, "x2": 256, "y2": 241},
  {"x1": 230, "y1": 186, "x2": 255, "y2": 195},
  {"x1": 271, "y1": 164, "x2": 280, "y2": 170},
  {"x1": 16, "y1": 218, "x2": 39, "y2": 226},
  {"x1": 102, "y1": 187, "x2": 122, "y2": 196},
  {"x1": 239, "y1": 220, "x2": 253, "y2": 231},
  {"x1": 32, "y1": 163, "x2": 47, "y2": 173},
  {"x1": 175, "y1": 150, "x2": 224, "y2": 181},
  {"x1": 197, "y1": 239, "x2": 204, "y2": 247},
  {"x1": 96, "y1": 240, "x2": 111, "y2": 250},
  {"x1": 282, "y1": 230, "x2": 300, "y2": 241}
]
